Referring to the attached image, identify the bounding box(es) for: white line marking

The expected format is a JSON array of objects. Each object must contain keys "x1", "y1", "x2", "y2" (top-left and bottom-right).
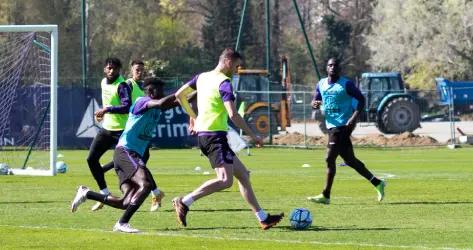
[{"x1": 0, "y1": 224, "x2": 469, "y2": 250}]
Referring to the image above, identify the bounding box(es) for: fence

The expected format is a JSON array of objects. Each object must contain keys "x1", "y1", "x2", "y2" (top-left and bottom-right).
[
  {"x1": 4, "y1": 83, "x2": 472, "y2": 150},
  {"x1": 239, "y1": 85, "x2": 473, "y2": 148}
]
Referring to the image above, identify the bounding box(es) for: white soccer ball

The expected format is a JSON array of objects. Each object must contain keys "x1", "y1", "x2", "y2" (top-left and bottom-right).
[
  {"x1": 289, "y1": 208, "x2": 312, "y2": 230},
  {"x1": 56, "y1": 161, "x2": 68, "y2": 173},
  {"x1": 0, "y1": 163, "x2": 10, "y2": 175}
]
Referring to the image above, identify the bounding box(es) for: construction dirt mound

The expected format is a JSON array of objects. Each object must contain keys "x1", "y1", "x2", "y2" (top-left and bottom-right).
[{"x1": 273, "y1": 132, "x2": 439, "y2": 146}]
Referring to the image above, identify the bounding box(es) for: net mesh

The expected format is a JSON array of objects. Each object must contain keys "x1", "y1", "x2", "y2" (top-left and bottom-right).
[{"x1": 0, "y1": 31, "x2": 51, "y2": 170}]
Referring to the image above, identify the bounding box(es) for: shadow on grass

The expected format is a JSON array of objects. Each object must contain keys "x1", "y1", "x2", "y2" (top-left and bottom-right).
[
  {"x1": 158, "y1": 208, "x2": 250, "y2": 213},
  {"x1": 159, "y1": 225, "x2": 397, "y2": 232},
  {"x1": 0, "y1": 200, "x2": 65, "y2": 204},
  {"x1": 278, "y1": 225, "x2": 397, "y2": 232},
  {"x1": 387, "y1": 201, "x2": 473, "y2": 205},
  {"x1": 162, "y1": 226, "x2": 257, "y2": 231}
]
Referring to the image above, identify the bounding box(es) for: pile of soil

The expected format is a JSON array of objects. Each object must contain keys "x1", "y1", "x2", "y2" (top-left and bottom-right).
[
  {"x1": 273, "y1": 132, "x2": 438, "y2": 146},
  {"x1": 273, "y1": 132, "x2": 326, "y2": 145}
]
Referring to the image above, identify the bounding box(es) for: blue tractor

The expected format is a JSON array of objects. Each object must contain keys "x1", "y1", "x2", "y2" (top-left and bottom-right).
[{"x1": 358, "y1": 72, "x2": 421, "y2": 133}]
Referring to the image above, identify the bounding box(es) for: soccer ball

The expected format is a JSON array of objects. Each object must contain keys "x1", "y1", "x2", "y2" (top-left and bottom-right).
[
  {"x1": 289, "y1": 208, "x2": 312, "y2": 230},
  {"x1": 0, "y1": 163, "x2": 10, "y2": 175},
  {"x1": 56, "y1": 161, "x2": 68, "y2": 173}
]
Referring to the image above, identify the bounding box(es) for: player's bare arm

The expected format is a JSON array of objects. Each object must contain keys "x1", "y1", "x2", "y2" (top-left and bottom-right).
[
  {"x1": 146, "y1": 94, "x2": 178, "y2": 110},
  {"x1": 175, "y1": 85, "x2": 197, "y2": 119},
  {"x1": 223, "y1": 100, "x2": 262, "y2": 147}
]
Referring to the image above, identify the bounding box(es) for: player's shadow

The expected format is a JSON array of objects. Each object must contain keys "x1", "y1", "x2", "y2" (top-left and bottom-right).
[
  {"x1": 162, "y1": 226, "x2": 256, "y2": 231},
  {"x1": 279, "y1": 226, "x2": 397, "y2": 232},
  {"x1": 387, "y1": 201, "x2": 473, "y2": 205},
  {"x1": 160, "y1": 208, "x2": 250, "y2": 213},
  {"x1": 0, "y1": 200, "x2": 64, "y2": 204},
  {"x1": 162, "y1": 226, "x2": 397, "y2": 232}
]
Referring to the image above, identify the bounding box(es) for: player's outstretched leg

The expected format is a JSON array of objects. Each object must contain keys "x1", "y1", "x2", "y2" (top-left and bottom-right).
[
  {"x1": 172, "y1": 164, "x2": 234, "y2": 227},
  {"x1": 145, "y1": 168, "x2": 164, "y2": 212},
  {"x1": 113, "y1": 168, "x2": 152, "y2": 233},
  {"x1": 71, "y1": 186, "x2": 89, "y2": 212},
  {"x1": 375, "y1": 179, "x2": 387, "y2": 201},
  {"x1": 233, "y1": 157, "x2": 284, "y2": 230},
  {"x1": 172, "y1": 197, "x2": 189, "y2": 227},
  {"x1": 308, "y1": 147, "x2": 337, "y2": 204},
  {"x1": 150, "y1": 191, "x2": 165, "y2": 212},
  {"x1": 340, "y1": 145, "x2": 386, "y2": 202}
]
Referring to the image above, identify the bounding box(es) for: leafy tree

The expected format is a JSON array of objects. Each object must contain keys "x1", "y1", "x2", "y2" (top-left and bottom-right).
[
  {"x1": 316, "y1": 15, "x2": 352, "y2": 76},
  {"x1": 200, "y1": 0, "x2": 241, "y2": 66},
  {"x1": 366, "y1": 0, "x2": 473, "y2": 89}
]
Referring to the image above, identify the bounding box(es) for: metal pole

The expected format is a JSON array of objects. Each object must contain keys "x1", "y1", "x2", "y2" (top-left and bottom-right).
[
  {"x1": 235, "y1": 0, "x2": 248, "y2": 52},
  {"x1": 303, "y1": 91, "x2": 307, "y2": 147},
  {"x1": 449, "y1": 87, "x2": 456, "y2": 148},
  {"x1": 292, "y1": 0, "x2": 321, "y2": 80},
  {"x1": 81, "y1": 0, "x2": 88, "y2": 89},
  {"x1": 265, "y1": 0, "x2": 273, "y2": 144}
]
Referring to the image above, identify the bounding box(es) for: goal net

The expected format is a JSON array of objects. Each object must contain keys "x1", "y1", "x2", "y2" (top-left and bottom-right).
[{"x1": 0, "y1": 25, "x2": 58, "y2": 176}]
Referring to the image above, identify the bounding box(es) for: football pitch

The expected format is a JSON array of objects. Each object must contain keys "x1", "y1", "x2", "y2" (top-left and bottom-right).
[{"x1": 1, "y1": 147, "x2": 472, "y2": 249}]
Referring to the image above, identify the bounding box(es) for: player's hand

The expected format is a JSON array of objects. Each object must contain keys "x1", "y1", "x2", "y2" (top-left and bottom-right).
[
  {"x1": 346, "y1": 118, "x2": 357, "y2": 133},
  {"x1": 94, "y1": 108, "x2": 106, "y2": 122},
  {"x1": 253, "y1": 135, "x2": 263, "y2": 148},
  {"x1": 311, "y1": 100, "x2": 322, "y2": 109},
  {"x1": 188, "y1": 117, "x2": 196, "y2": 136}
]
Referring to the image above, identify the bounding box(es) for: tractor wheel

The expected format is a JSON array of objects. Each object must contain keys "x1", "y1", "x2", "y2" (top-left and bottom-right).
[
  {"x1": 380, "y1": 97, "x2": 420, "y2": 134},
  {"x1": 247, "y1": 108, "x2": 278, "y2": 138}
]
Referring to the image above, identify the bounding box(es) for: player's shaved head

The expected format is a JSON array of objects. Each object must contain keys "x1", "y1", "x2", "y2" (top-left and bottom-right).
[{"x1": 219, "y1": 48, "x2": 242, "y2": 63}]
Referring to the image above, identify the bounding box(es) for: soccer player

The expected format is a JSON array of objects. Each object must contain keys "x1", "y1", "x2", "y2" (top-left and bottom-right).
[
  {"x1": 102, "y1": 59, "x2": 164, "y2": 212},
  {"x1": 71, "y1": 78, "x2": 178, "y2": 233},
  {"x1": 87, "y1": 57, "x2": 131, "y2": 212},
  {"x1": 307, "y1": 58, "x2": 386, "y2": 204},
  {"x1": 173, "y1": 48, "x2": 284, "y2": 230}
]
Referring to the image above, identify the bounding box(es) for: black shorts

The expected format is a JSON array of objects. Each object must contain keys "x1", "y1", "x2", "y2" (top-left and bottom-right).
[
  {"x1": 198, "y1": 134, "x2": 235, "y2": 169},
  {"x1": 327, "y1": 126, "x2": 353, "y2": 149},
  {"x1": 113, "y1": 146, "x2": 146, "y2": 188}
]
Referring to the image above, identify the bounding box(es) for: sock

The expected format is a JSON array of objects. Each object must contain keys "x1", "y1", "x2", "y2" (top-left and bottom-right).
[
  {"x1": 119, "y1": 203, "x2": 140, "y2": 224},
  {"x1": 182, "y1": 194, "x2": 194, "y2": 207},
  {"x1": 151, "y1": 188, "x2": 160, "y2": 197},
  {"x1": 255, "y1": 209, "x2": 268, "y2": 222},
  {"x1": 86, "y1": 191, "x2": 107, "y2": 202},
  {"x1": 370, "y1": 176, "x2": 381, "y2": 186},
  {"x1": 100, "y1": 188, "x2": 110, "y2": 195}
]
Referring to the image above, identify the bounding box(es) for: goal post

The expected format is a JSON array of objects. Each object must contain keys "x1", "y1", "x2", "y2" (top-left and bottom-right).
[{"x1": 0, "y1": 25, "x2": 58, "y2": 176}]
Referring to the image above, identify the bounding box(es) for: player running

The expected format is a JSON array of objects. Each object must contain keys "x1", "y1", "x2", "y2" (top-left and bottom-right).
[
  {"x1": 71, "y1": 78, "x2": 178, "y2": 233},
  {"x1": 307, "y1": 57, "x2": 386, "y2": 204},
  {"x1": 101, "y1": 59, "x2": 164, "y2": 212},
  {"x1": 87, "y1": 57, "x2": 130, "y2": 212},
  {"x1": 173, "y1": 48, "x2": 284, "y2": 230}
]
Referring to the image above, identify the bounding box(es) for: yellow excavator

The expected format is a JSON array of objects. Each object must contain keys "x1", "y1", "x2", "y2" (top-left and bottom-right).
[{"x1": 231, "y1": 57, "x2": 292, "y2": 137}]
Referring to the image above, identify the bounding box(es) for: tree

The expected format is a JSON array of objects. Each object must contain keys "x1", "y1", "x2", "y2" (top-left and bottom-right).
[
  {"x1": 315, "y1": 15, "x2": 352, "y2": 75},
  {"x1": 366, "y1": 0, "x2": 473, "y2": 89},
  {"x1": 200, "y1": 0, "x2": 242, "y2": 66}
]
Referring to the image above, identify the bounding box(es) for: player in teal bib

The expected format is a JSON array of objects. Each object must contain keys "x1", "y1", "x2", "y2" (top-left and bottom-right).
[
  {"x1": 173, "y1": 48, "x2": 284, "y2": 230},
  {"x1": 71, "y1": 78, "x2": 179, "y2": 233},
  {"x1": 99, "y1": 59, "x2": 163, "y2": 212},
  {"x1": 308, "y1": 58, "x2": 386, "y2": 204}
]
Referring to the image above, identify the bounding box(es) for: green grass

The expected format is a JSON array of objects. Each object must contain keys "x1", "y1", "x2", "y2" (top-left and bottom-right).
[{"x1": 1, "y1": 147, "x2": 473, "y2": 249}]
